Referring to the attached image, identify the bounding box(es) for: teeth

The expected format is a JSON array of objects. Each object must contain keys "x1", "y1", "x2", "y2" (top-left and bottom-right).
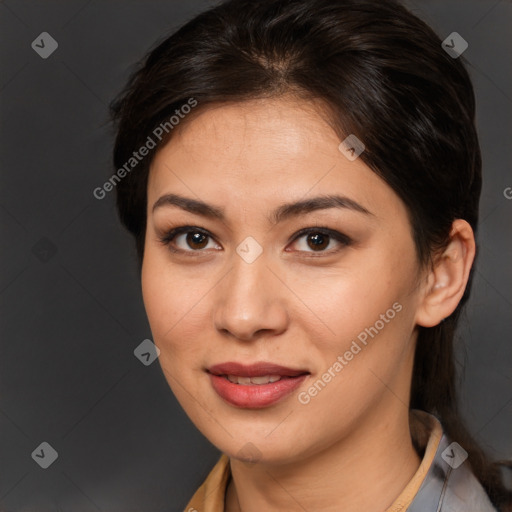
[{"x1": 226, "y1": 374, "x2": 282, "y2": 385}]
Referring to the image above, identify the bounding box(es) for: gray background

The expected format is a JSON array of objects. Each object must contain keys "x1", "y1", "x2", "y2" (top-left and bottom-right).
[{"x1": 0, "y1": 1, "x2": 511, "y2": 511}]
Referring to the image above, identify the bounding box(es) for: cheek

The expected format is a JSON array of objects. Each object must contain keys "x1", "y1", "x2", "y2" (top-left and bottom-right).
[
  {"x1": 141, "y1": 248, "x2": 184, "y2": 354},
  {"x1": 141, "y1": 254, "x2": 169, "y2": 339},
  {"x1": 290, "y1": 245, "x2": 417, "y2": 348},
  {"x1": 291, "y1": 280, "x2": 416, "y2": 442},
  {"x1": 309, "y1": 252, "x2": 418, "y2": 395},
  {"x1": 141, "y1": 247, "x2": 213, "y2": 367}
]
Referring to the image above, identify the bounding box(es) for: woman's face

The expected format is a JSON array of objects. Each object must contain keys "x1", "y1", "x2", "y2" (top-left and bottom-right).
[{"x1": 142, "y1": 96, "x2": 425, "y2": 464}]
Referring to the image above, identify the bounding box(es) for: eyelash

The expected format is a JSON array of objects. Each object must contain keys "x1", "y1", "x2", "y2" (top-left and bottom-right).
[{"x1": 157, "y1": 225, "x2": 353, "y2": 257}]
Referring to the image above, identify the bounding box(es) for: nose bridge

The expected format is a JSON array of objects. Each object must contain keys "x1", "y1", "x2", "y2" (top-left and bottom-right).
[{"x1": 213, "y1": 249, "x2": 288, "y2": 340}]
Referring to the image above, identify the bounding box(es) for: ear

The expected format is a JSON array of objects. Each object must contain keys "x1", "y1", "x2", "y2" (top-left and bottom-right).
[{"x1": 415, "y1": 219, "x2": 476, "y2": 328}]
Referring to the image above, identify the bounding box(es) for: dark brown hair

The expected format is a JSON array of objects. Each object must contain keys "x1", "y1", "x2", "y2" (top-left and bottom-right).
[{"x1": 110, "y1": 0, "x2": 511, "y2": 508}]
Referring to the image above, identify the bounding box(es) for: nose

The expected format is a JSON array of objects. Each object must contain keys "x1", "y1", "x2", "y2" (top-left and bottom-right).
[{"x1": 212, "y1": 253, "x2": 289, "y2": 342}]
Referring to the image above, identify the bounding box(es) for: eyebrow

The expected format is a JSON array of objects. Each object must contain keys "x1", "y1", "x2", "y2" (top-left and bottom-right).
[{"x1": 152, "y1": 193, "x2": 373, "y2": 223}]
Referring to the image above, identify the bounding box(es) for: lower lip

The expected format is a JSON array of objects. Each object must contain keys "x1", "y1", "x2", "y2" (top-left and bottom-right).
[{"x1": 208, "y1": 373, "x2": 309, "y2": 409}]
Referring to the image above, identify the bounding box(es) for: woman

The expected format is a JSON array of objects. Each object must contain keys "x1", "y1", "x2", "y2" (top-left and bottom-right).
[{"x1": 110, "y1": 0, "x2": 512, "y2": 510}]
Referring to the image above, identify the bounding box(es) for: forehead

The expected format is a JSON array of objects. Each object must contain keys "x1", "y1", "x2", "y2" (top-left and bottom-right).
[
  {"x1": 147, "y1": 97, "x2": 404, "y2": 223},
  {"x1": 155, "y1": 96, "x2": 337, "y2": 168}
]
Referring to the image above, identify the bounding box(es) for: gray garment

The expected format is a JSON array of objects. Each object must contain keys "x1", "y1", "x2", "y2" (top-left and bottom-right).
[{"x1": 408, "y1": 432, "x2": 497, "y2": 512}]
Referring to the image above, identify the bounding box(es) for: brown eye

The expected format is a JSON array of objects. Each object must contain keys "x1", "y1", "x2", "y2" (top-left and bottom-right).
[
  {"x1": 186, "y1": 232, "x2": 209, "y2": 249},
  {"x1": 306, "y1": 232, "x2": 330, "y2": 251},
  {"x1": 288, "y1": 228, "x2": 352, "y2": 254},
  {"x1": 158, "y1": 226, "x2": 221, "y2": 254}
]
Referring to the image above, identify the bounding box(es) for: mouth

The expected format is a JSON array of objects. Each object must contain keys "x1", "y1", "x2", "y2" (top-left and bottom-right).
[
  {"x1": 208, "y1": 361, "x2": 310, "y2": 378},
  {"x1": 206, "y1": 361, "x2": 310, "y2": 408}
]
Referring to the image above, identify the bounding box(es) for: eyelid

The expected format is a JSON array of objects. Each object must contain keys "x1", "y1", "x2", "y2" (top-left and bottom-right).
[{"x1": 158, "y1": 225, "x2": 211, "y2": 244}]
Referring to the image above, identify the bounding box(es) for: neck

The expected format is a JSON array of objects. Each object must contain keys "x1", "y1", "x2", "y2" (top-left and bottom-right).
[{"x1": 225, "y1": 402, "x2": 422, "y2": 512}]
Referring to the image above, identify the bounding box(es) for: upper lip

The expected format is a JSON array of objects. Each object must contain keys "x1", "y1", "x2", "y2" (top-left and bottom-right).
[{"x1": 207, "y1": 361, "x2": 310, "y2": 378}]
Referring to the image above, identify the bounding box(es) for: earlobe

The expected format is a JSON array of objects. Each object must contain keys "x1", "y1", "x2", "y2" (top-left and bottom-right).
[{"x1": 415, "y1": 219, "x2": 476, "y2": 328}]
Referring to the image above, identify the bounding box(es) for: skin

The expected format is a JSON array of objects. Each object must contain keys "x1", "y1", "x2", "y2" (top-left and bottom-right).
[{"x1": 141, "y1": 95, "x2": 475, "y2": 511}]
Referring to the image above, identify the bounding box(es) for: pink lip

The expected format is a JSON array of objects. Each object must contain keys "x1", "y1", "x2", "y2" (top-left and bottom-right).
[{"x1": 207, "y1": 361, "x2": 309, "y2": 409}]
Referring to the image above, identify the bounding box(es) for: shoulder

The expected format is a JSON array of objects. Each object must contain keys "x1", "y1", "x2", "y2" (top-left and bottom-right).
[{"x1": 408, "y1": 432, "x2": 497, "y2": 512}]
